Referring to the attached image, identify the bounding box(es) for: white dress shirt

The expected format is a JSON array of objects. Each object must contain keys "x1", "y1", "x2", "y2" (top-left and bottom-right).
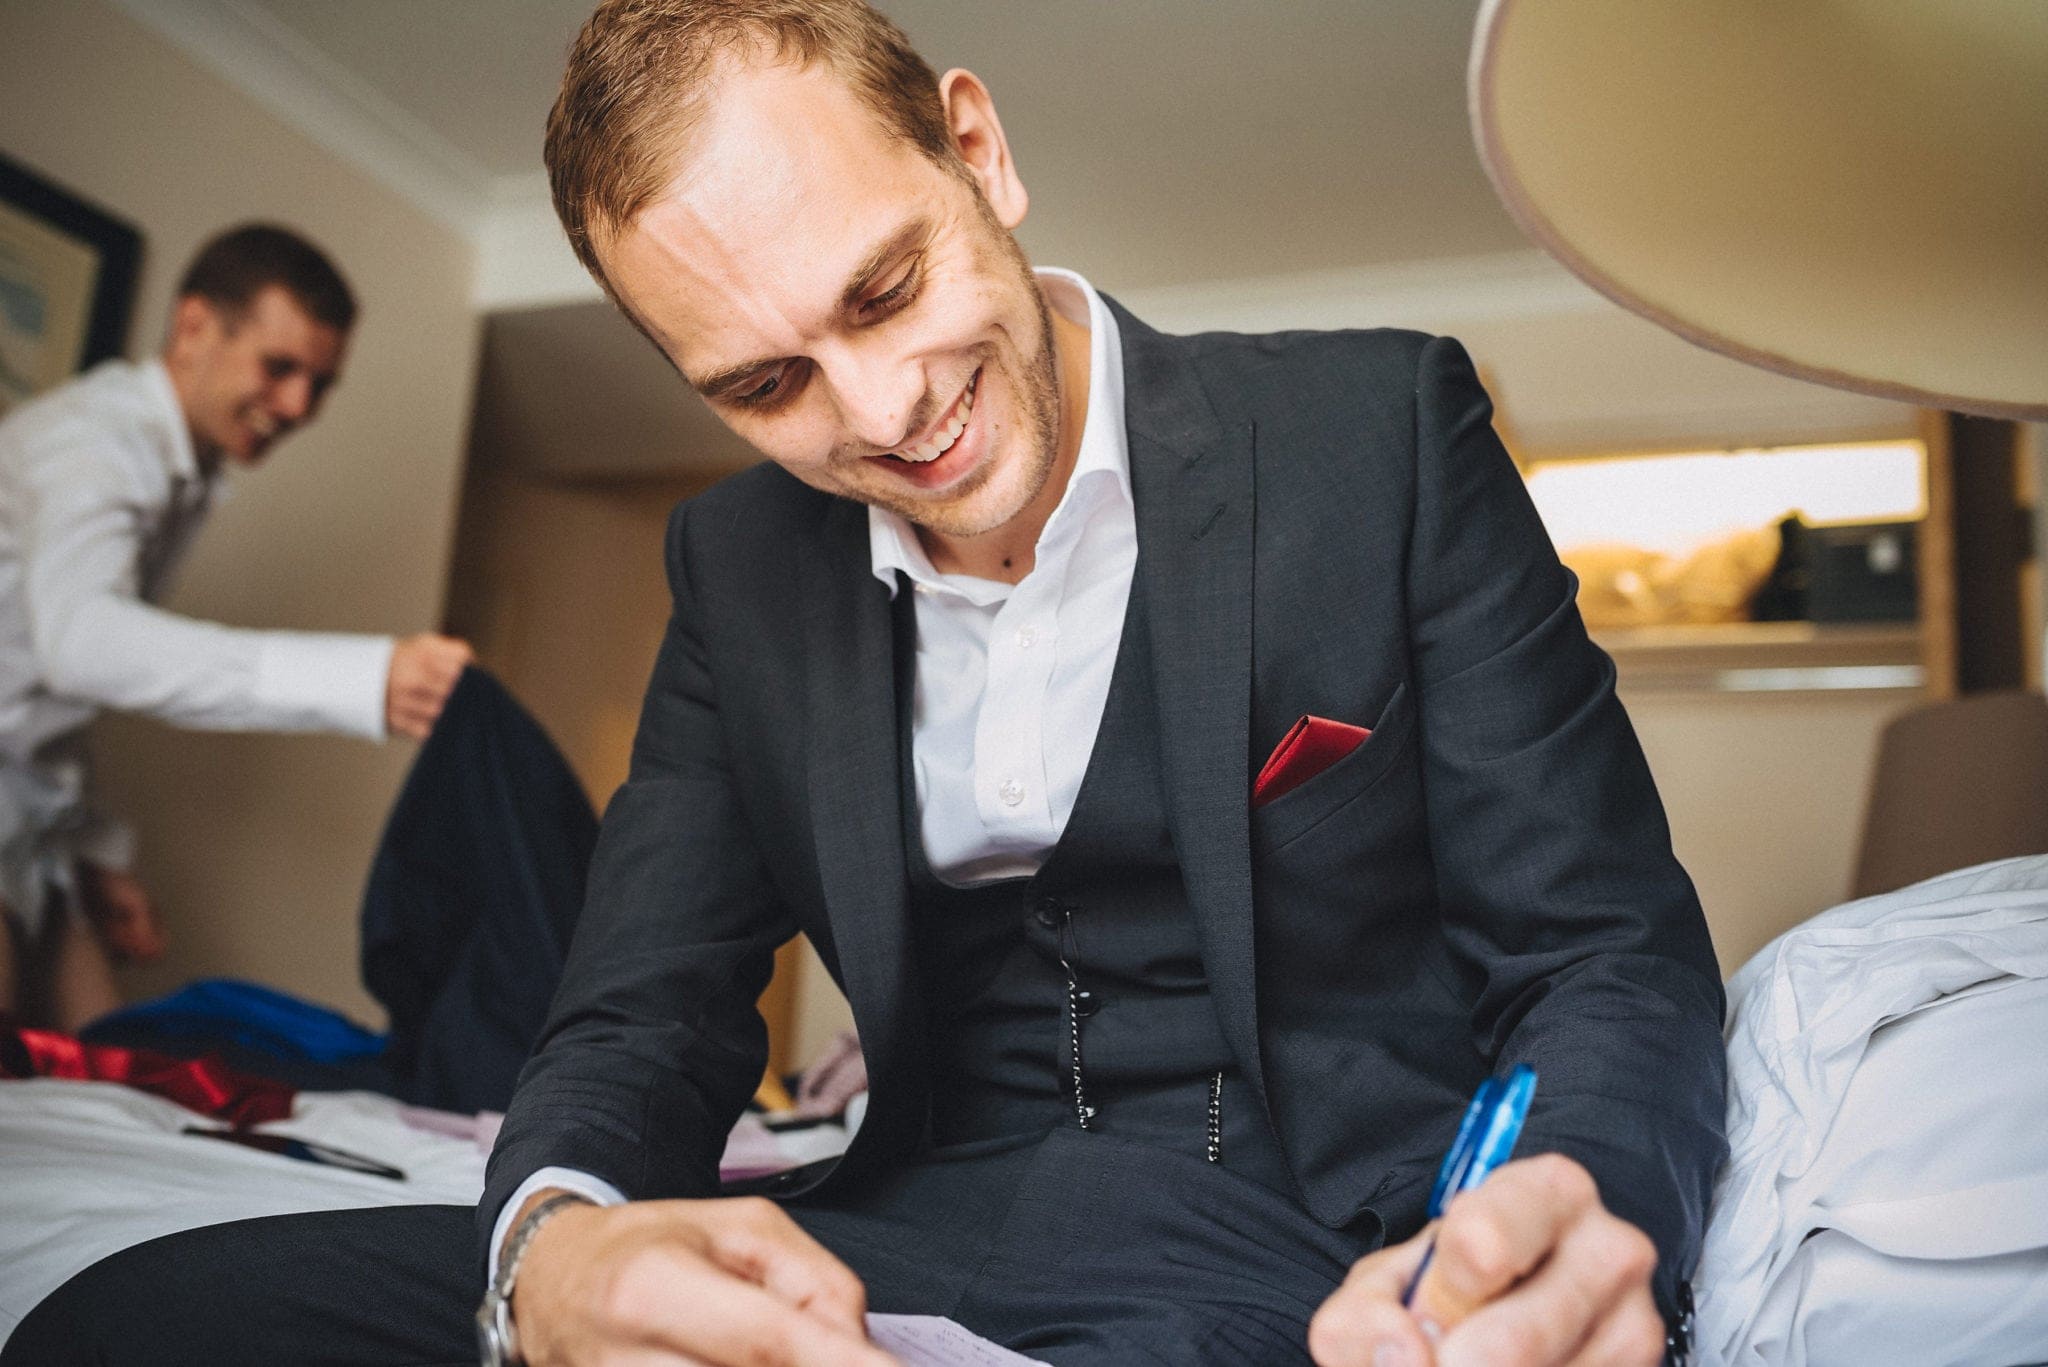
[
  {"x1": 0, "y1": 358, "x2": 393, "y2": 930},
  {"x1": 870, "y1": 267, "x2": 1133, "y2": 884},
  {"x1": 492, "y1": 268, "x2": 1138, "y2": 1273}
]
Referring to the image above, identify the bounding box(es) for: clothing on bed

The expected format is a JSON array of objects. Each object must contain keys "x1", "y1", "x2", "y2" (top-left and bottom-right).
[
  {"x1": 86, "y1": 977, "x2": 387, "y2": 1064},
  {"x1": 1697, "y1": 854, "x2": 2048, "y2": 1366},
  {"x1": 359, "y1": 666, "x2": 595, "y2": 1113},
  {"x1": 0, "y1": 1021, "x2": 294, "y2": 1125},
  {"x1": 81, "y1": 667, "x2": 593, "y2": 1113}
]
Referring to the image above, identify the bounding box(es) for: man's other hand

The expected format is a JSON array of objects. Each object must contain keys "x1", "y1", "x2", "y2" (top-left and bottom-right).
[
  {"x1": 1308, "y1": 1154, "x2": 1665, "y2": 1367},
  {"x1": 514, "y1": 1195, "x2": 900, "y2": 1367},
  {"x1": 385, "y1": 634, "x2": 473, "y2": 740},
  {"x1": 76, "y1": 863, "x2": 165, "y2": 962}
]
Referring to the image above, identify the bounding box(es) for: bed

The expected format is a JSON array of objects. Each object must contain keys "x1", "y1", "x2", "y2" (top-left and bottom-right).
[{"x1": 5, "y1": 858, "x2": 2047, "y2": 1362}]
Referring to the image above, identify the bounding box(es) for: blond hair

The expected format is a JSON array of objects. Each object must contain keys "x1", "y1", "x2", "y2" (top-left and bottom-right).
[{"x1": 547, "y1": 0, "x2": 955, "y2": 296}]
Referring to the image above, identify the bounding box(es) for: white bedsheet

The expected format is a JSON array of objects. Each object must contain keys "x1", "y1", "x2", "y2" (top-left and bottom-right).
[
  {"x1": 1697, "y1": 856, "x2": 2048, "y2": 1367},
  {"x1": 0, "y1": 1080, "x2": 485, "y2": 1342},
  {"x1": 0, "y1": 1075, "x2": 856, "y2": 1348}
]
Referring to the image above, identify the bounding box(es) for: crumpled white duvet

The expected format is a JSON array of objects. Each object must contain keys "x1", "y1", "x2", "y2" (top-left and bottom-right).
[{"x1": 1696, "y1": 856, "x2": 2048, "y2": 1367}]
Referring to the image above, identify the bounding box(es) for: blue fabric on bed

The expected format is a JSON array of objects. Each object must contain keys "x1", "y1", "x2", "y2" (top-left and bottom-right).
[{"x1": 84, "y1": 978, "x2": 386, "y2": 1063}]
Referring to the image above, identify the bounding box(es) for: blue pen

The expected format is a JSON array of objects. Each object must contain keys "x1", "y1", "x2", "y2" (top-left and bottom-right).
[{"x1": 1401, "y1": 1064, "x2": 1538, "y2": 1309}]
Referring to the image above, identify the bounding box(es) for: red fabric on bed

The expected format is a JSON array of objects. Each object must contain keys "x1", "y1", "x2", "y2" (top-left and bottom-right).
[{"x1": 1, "y1": 1017, "x2": 295, "y2": 1125}]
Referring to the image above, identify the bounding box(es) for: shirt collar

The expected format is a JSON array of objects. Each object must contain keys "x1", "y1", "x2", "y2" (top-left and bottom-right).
[
  {"x1": 868, "y1": 267, "x2": 1130, "y2": 597},
  {"x1": 139, "y1": 358, "x2": 203, "y2": 483}
]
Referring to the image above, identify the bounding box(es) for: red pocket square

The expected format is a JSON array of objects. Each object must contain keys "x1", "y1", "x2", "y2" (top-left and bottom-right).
[{"x1": 1254, "y1": 715, "x2": 1372, "y2": 808}]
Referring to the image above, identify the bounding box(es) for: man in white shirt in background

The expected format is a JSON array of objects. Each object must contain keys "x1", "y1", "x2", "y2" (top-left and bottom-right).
[{"x1": 0, "y1": 222, "x2": 473, "y2": 1032}]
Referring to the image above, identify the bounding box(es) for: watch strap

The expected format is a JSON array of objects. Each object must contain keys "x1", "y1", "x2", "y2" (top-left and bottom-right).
[{"x1": 479, "y1": 1190, "x2": 591, "y2": 1366}]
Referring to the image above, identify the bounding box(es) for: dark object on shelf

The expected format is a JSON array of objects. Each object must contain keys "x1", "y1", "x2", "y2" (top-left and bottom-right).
[
  {"x1": 1806, "y1": 520, "x2": 1919, "y2": 623},
  {"x1": 1749, "y1": 515, "x2": 1810, "y2": 621}
]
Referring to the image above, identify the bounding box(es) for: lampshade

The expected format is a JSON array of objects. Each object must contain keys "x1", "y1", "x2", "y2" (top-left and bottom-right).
[{"x1": 1469, "y1": 0, "x2": 2048, "y2": 421}]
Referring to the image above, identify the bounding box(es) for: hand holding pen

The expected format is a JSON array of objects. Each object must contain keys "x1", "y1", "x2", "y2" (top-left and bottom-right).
[
  {"x1": 1307, "y1": 1065, "x2": 1668, "y2": 1367},
  {"x1": 1402, "y1": 1065, "x2": 1538, "y2": 1319}
]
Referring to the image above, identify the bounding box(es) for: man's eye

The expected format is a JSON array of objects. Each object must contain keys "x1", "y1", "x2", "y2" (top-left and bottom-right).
[
  {"x1": 862, "y1": 265, "x2": 920, "y2": 317},
  {"x1": 735, "y1": 364, "x2": 799, "y2": 408}
]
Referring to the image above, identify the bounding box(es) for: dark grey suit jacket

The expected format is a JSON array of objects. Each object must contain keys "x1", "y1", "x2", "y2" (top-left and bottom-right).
[{"x1": 482, "y1": 301, "x2": 1728, "y2": 1309}]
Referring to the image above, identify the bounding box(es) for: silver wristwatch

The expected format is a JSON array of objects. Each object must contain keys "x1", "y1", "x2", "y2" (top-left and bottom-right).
[{"x1": 476, "y1": 1191, "x2": 590, "y2": 1367}]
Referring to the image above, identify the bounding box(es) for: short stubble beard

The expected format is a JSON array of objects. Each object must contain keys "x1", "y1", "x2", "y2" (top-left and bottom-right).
[{"x1": 859, "y1": 204, "x2": 1062, "y2": 542}]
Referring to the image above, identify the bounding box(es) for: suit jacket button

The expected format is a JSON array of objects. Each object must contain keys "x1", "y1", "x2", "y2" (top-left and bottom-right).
[
  {"x1": 1034, "y1": 896, "x2": 1063, "y2": 927},
  {"x1": 1072, "y1": 989, "x2": 1101, "y2": 1018}
]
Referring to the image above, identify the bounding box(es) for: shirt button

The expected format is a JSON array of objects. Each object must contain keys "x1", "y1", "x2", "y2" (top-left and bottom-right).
[
  {"x1": 1015, "y1": 624, "x2": 1038, "y2": 649},
  {"x1": 998, "y1": 778, "x2": 1026, "y2": 806}
]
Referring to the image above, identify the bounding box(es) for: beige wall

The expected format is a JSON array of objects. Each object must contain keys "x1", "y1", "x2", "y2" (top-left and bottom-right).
[
  {"x1": 1623, "y1": 689, "x2": 1917, "y2": 976},
  {"x1": 1, "y1": 0, "x2": 479, "y2": 1023},
  {"x1": 444, "y1": 472, "x2": 696, "y2": 806}
]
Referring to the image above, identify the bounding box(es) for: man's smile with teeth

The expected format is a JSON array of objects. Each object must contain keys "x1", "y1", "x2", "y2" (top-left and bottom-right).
[{"x1": 892, "y1": 370, "x2": 978, "y2": 463}]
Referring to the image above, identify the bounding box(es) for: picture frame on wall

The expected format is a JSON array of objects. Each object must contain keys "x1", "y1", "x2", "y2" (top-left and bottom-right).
[{"x1": 0, "y1": 152, "x2": 142, "y2": 419}]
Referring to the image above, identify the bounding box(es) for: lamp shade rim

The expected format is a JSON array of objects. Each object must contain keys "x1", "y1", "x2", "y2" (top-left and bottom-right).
[{"x1": 1468, "y1": 0, "x2": 2048, "y2": 423}]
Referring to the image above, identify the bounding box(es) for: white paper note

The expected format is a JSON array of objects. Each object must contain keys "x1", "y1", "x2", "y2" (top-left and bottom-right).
[{"x1": 866, "y1": 1313, "x2": 1051, "y2": 1365}]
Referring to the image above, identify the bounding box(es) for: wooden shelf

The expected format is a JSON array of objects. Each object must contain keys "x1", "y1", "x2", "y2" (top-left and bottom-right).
[
  {"x1": 1596, "y1": 621, "x2": 1927, "y2": 694},
  {"x1": 1541, "y1": 414, "x2": 1958, "y2": 699}
]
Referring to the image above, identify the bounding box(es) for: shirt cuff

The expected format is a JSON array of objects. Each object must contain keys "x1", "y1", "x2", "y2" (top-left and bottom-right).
[
  {"x1": 487, "y1": 1167, "x2": 628, "y2": 1287},
  {"x1": 68, "y1": 812, "x2": 136, "y2": 873},
  {"x1": 251, "y1": 632, "x2": 395, "y2": 740}
]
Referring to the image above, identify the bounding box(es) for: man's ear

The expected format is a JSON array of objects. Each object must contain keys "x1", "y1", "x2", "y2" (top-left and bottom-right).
[
  {"x1": 165, "y1": 294, "x2": 223, "y2": 362},
  {"x1": 938, "y1": 68, "x2": 1028, "y2": 230}
]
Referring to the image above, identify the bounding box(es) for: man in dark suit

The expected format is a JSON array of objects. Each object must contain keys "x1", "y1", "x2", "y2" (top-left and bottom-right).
[
  {"x1": 489, "y1": 2, "x2": 1724, "y2": 1362},
  {"x1": 5, "y1": 3, "x2": 1723, "y2": 1365}
]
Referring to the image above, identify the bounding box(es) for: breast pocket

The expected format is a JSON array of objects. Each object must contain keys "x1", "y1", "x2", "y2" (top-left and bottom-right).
[{"x1": 1253, "y1": 683, "x2": 1417, "y2": 854}]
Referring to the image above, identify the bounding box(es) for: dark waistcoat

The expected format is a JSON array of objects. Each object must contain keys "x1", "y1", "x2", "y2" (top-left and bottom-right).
[{"x1": 894, "y1": 578, "x2": 1296, "y2": 1197}]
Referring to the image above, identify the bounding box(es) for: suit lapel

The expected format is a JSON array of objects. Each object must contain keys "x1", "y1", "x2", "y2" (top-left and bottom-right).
[
  {"x1": 1112, "y1": 300, "x2": 1267, "y2": 1101},
  {"x1": 800, "y1": 499, "x2": 925, "y2": 1150}
]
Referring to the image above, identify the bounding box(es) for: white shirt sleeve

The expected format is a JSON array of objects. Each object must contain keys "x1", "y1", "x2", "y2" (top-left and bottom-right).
[
  {"x1": 16, "y1": 435, "x2": 392, "y2": 740},
  {"x1": 67, "y1": 799, "x2": 137, "y2": 873},
  {"x1": 487, "y1": 1167, "x2": 628, "y2": 1286}
]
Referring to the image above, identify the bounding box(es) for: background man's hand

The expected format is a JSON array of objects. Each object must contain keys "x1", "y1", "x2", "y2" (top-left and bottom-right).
[
  {"x1": 1308, "y1": 1154, "x2": 1665, "y2": 1367},
  {"x1": 76, "y1": 863, "x2": 165, "y2": 962},
  {"x1": 513, "y1": 1194, "x2": 900, "y2": 1367},
  {"x1": 384, "y1": 633, "x2": 473, "y2": 740}
]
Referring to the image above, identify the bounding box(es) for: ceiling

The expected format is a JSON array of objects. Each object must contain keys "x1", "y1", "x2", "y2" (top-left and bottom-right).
[
  {"x1": 107, "y1": 0, "x2": 1920, "y2": 480},
  {"x1": 135, "y1": 0, "x2": 1528, "y2": 293}
]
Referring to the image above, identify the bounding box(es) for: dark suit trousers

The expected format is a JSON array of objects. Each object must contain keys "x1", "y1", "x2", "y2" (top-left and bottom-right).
[{"x1": 6, "y1": 1128, "x2": 1363, "y2": 1366}]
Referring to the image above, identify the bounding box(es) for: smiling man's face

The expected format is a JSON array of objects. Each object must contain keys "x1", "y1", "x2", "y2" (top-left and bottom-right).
[
  {"x1": 602, "y1": 57, "x2": 1080, "y2": 560},
  {"x1": 167, "y1": 284, "x2": 346, "y2": 470}
]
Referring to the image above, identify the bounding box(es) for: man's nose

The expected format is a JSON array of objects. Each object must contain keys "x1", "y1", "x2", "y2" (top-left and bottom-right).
[
  {"x1": 271, "y1": 374, "x2": 315, "y2": 423},
  {"x1": 823, "y1": 344, "x2": 925, "y2": 453}
]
